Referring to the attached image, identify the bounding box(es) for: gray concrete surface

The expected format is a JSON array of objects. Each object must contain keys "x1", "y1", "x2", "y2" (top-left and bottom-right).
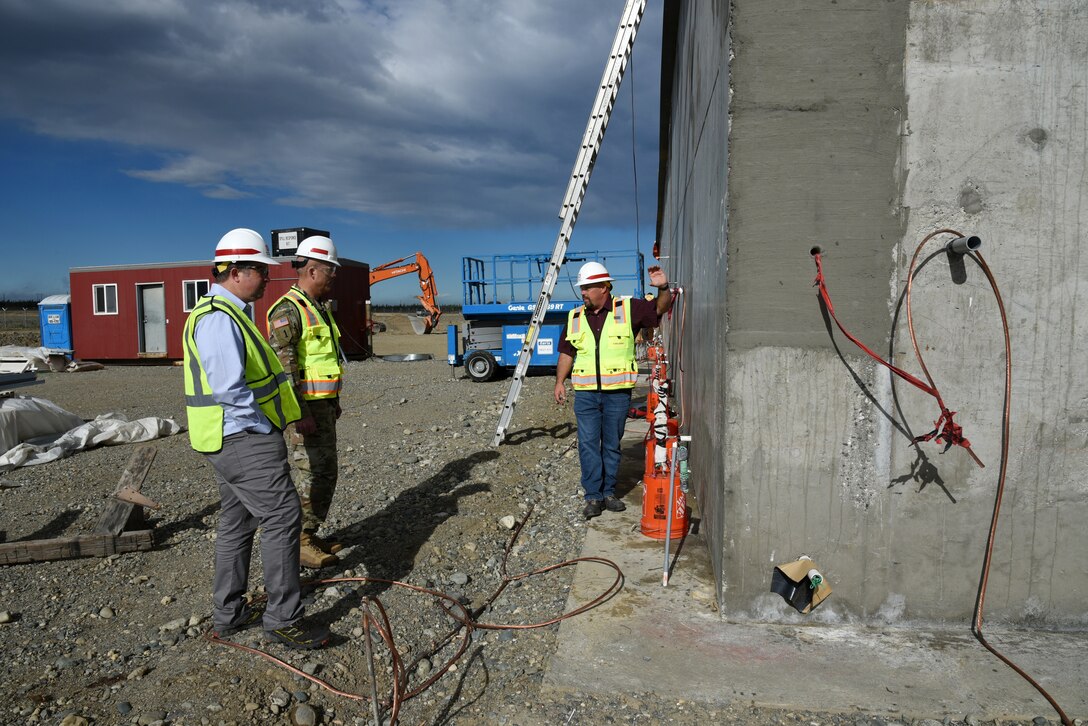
[
  {"x1": 655, "y1": 0, "x2": 1088, "y2": 624},
  {"x1": 543, "y1": 423, "x2": 1088, "y2": 722}
]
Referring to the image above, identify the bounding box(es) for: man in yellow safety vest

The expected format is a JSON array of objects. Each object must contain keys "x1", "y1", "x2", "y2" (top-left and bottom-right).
[
  {"x1": 555, "y1": 261, "x2": 674, "y2": 519},
  {"x1": 183, "y1": 228, "x2": 329, "y2": 650},
  {"x1": 267, "y1": 235, "x2": 346, "y2": 569}
]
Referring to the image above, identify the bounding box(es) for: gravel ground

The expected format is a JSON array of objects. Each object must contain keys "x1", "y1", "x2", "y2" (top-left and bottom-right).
[{"x1": 0, "y1": 328, "x2": 1073, "y2": 726}]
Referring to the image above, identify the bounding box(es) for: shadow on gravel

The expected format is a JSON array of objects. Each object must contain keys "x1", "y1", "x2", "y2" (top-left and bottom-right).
[
  {"x1": 13, "y1": 508, "x2": 83, "y2": 541},
  {"x1": 503, "y1": 421, "x2": 576, "y2": 446},
  {"x1": 327, "y1": 450, "x2": 500, "y2": 604},
  {"x1": 433, "y1": 646, "x2": 488, "y2": 725}
]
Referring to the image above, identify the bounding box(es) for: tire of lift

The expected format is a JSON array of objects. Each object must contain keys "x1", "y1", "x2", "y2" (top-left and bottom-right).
[{"x1": 464, "y1": 349, "x2": 498, "y2": 383}]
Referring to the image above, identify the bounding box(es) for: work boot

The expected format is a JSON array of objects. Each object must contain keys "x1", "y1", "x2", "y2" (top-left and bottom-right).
[
  {"x1": 265, "y1": 619, "x2": 331, "y2": 650},
  {"x1": 211, "y1": 602, "x2": 265, "y2": 638},
  {"x1": 602, "y1": 495, "x2": 627, "y2": 512},
  {"x1": 583, "y1": 499, "x2": 603, "y2": 520},
  {"x1": 299, "y1": 532, "x2": 339, "y2": 569},
  {"x1": 308, "y1": 533, "x2": 344, "y2": 554}
]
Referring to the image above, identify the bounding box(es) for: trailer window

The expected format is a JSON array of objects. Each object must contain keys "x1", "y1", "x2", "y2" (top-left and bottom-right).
[
  {"x1": 93, "y1": 284, "x2": 118, "y2": 315},
  {"x1": 183, "y1": 279, "x2": 210, "y2": 312}
]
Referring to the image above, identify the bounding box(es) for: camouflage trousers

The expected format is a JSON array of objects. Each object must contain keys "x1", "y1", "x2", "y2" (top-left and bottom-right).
[{"x1": 289, "y1": 398, "x2": 339, "y2": 533}]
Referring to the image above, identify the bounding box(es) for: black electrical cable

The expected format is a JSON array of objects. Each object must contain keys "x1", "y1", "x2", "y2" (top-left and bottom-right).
[{"x1": 817, "y1": 232, "x2": 1071, "y2": 723}]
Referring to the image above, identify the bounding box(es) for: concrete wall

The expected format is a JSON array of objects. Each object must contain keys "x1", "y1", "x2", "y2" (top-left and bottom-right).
[
  {"x1": 895, "y1": 0, "x2": 1088, "y2": 625},
  {"x1": 657, "y1": 0, "x2": 1088, "y2": 625},
  {"x1": 656, "y1": 0, "x2": 732, "y2": 596}
]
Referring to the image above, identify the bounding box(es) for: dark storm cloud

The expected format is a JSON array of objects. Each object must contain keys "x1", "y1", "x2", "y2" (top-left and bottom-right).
[{"x1": 0, "y1": 0, "x2": 660, "y2": 227}]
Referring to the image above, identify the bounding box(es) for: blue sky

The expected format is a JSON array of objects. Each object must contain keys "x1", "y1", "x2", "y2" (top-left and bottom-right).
[{"x1": 0, "y1": 0, "x2": 661, "y2": 305}]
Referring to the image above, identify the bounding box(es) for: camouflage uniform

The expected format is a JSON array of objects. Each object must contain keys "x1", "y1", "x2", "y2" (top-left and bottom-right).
[{"x1": 267, "y1": 287, "x2": 341, "y2": 535}]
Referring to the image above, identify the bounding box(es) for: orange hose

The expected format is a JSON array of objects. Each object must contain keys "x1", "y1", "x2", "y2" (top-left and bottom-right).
[
  {"x1": 906, "y1": 231, "x2": 1069, "y2": 725},
  {"x1": 961, "y1": 250, "x2": 1070, "y2": 726}
]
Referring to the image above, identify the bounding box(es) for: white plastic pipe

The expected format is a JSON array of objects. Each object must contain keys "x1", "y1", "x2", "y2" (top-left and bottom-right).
[
  {"x1": 662, "y1": 441, "x2": 679, "y2": 587},
  {"x1": 662, "y1": 435, "x2": 693, "y2": 587}
]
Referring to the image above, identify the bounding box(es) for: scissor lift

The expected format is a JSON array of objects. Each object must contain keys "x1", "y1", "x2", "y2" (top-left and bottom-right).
[{"x1": 447, "y1": 250, "x2": 645, "y2": 382}]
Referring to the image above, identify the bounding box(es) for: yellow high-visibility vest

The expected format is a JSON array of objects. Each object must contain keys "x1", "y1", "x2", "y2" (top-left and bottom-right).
[
  {"x1": 566, "y1": 297, "x2": 638, "y2": 391},
  {"x1": 268, "y1": 286, "x2": 344, "y2": 400},
  {"x1": 183, "y1": 296, "x2": 301, "y2": 453}
]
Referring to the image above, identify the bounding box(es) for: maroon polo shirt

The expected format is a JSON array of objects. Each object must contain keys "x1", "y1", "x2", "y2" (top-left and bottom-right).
[{"x1": 558, "y1": 296, "x2": 661, "y2": 358}]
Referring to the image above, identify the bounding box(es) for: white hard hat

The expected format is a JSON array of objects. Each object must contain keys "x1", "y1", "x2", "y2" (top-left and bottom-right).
[
  {"x1": 214, "y1": 228, "x2": 278, "y2": 266},
  {"x1": 296, "y1": 235, "x2": 340, "y2": 267},
  {"x1": 576, "y1": 261, "x2": 613, "y2": 286}
]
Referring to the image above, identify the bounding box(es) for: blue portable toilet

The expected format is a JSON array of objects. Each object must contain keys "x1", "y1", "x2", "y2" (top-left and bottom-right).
[{"x1": 38, "y1": 295, "x2": 73, "y2": 350}]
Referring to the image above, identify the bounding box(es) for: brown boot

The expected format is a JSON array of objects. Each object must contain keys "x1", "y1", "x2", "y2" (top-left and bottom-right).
[
  {"x1": 309, "y1": 533, "x2": 344, "y2": 554},
  {"x1": 300, "y1": 532, "x2": 339, "y2": 569}
]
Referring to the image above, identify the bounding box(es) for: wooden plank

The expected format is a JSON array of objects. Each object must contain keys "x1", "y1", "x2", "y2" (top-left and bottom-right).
[
  {"x1": 94, "y1": 500, "x2": 138, "y2": 535},
  {"x1": 93, "y1": 446, "x2": 157, "y2": 535},
  {"x1": 114, "y1": 446, "x2": 157, "y2": 496},
  {"x1": 0, "y1": 530, "x2": 154, "y2": 565}
]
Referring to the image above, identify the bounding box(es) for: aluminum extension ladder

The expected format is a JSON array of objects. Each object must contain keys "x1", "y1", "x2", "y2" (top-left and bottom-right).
[{"x1": 492, "y1": 0, "x2": 647, "y2": 447}]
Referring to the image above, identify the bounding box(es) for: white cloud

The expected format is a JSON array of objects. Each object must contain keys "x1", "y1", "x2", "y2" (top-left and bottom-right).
[
  {"x1": 202, "y1": 184, "x2": 254, "y2": 200},
  {"x1": 125, "y1": 156, "x2": 228, "y2": 185},
  {"x1": 0, "y1": 0, "x2": 661, "y2": 226}
]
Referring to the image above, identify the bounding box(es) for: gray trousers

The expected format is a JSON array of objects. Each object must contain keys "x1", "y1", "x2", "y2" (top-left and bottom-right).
[{"x1": 206, "y1": 430, "x2": 303, "y2": 630}]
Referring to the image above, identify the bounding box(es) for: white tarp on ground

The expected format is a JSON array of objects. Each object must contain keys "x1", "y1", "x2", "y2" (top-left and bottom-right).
[
  {"x1": 0, "y1": 346, "x2": 70, "y2": 370},
  {"x1": 0, "y1": 395, "x2": 183, "y2": 475}
]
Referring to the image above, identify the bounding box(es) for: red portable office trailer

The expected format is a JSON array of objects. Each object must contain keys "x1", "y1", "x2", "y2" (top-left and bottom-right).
[{"x1": 68, "y1": 259, "x2": 371, "y2": 361}]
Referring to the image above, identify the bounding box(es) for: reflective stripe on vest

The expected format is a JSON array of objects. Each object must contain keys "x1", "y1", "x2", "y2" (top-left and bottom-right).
[
  {"x1": 570, "y1": 310, "x2": 583, "y2": 335},
  {"x1": 269, "y1": 287, "x2": 344, "y2": 400},
  {"x1": 183, "y1": 296, "x2": 301, "y2": 453},
  {"x1": 566, "y1": 297, "x2": 638, "y2": 391}
]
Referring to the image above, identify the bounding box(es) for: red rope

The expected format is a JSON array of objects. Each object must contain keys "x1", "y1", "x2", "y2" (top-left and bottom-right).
[{"x1": 812, "y1": 252, "x2": 978, "y2": 462}]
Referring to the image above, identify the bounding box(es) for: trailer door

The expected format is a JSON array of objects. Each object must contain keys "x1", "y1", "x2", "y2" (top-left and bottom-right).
[{"x1": 137, "y1": 283, "x2": 167, "y2": 355}]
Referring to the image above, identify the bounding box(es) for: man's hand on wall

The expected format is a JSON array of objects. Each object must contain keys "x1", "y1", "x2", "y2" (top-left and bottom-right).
[{"x1": 648, "y1": 265, "x2": 669, "y2": 290}]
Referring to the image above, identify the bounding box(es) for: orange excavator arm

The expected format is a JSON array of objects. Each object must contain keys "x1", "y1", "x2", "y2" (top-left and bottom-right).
[{"x1": 368, "y1": 252, "x2": 442, "y2": 333}]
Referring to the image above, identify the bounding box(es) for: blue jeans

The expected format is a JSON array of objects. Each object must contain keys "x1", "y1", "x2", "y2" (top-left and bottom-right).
[{"x1": 574, "y1": 389, "x2": 633, "y2": 501}]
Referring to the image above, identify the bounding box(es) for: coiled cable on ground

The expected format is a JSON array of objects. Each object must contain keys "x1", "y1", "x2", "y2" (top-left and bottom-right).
[{"x1": 205, "y1": 502, "x2": 623, "y2": 724}]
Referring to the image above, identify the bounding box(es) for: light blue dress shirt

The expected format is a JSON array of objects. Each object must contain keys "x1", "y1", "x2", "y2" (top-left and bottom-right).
[{"x1": 193, "y1": 283, "x2": 272, "y2": 437}]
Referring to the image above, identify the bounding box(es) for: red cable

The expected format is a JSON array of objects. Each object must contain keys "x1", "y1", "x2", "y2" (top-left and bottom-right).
[
  {"x1": 812, "y1": 250, "x2": 982, "y2": 466},
  {"x1": 816, "y1": 233, "x2": 1070, "y2": 724}
]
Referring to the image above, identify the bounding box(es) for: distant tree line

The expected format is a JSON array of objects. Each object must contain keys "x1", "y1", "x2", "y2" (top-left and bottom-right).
[{"x1": 0, "y1": 298, "x2": 43, "y2": 308}]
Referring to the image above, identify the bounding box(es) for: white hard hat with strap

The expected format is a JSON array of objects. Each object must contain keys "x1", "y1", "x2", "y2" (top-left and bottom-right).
[
  {"x1": 296, "y1": 235, "x2": 340, "y2": 267},
  {"x1": 214, "y1": 228, "x2": 278, "y2": 267},
  {"x1": 576, "y1": 261, "x2": 613, "y2": 286}
]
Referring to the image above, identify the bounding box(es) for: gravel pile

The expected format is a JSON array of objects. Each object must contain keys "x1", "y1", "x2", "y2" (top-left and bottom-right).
[{"x1": 0, "y1": 359, "x2": 1070, "y2": 725}]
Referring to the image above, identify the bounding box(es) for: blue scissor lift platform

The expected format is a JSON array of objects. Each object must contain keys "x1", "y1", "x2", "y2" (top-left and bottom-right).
[{"x1": 448, "y1": 250, "x2": 645, "y2": 381}]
